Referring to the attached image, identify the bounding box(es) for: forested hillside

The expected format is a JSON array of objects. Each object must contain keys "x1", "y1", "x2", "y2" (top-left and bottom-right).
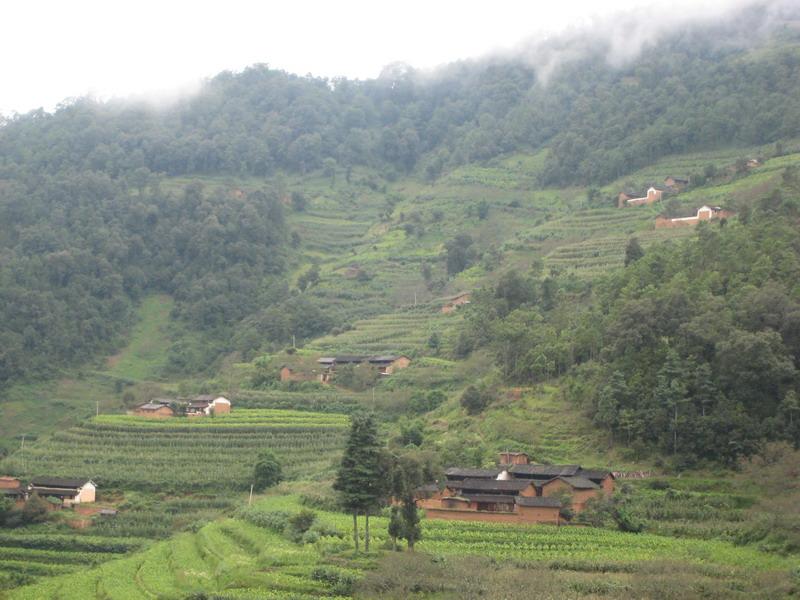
[
  {"x1": 0, "y1": 3, "x2": 799, "y2": 405},
  {"x1": 456, "y1": 171, "x2": 800, "y2": 464},
  {"x1": 2, "y1": 5, "x2": 799, "y2": 185}
]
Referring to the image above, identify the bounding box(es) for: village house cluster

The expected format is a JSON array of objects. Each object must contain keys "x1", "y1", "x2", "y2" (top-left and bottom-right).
[
  {"x1": 133, "y1": 395, "x2": 231, "y2": 418},
  {"x1": 416, "y1": 452, "x2": 614, "y2": 525},
  {"x1": 618, "y1": 176, "x2": 735, "y2": 227},
  {"x1": 0, "y1": 476, "x2": 96, "y2": 508},
  {"x1": 280, "y1": 355, "x2": 411, "y2": 384}
]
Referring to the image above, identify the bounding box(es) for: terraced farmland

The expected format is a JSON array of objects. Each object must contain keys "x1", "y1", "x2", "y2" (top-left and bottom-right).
[
  {"x1": 7, "y1": 520, "x2": 341, "y2": 600},
  {"x1": 544, "y1": 226, "x2": 697, "y2": 277},
  {"x1": 8, "y1": 494, "x2": 795, "y2": 599},
  {"x1": 306, "y1": 305, "x2": 459, "y2": 355},
  {"x1": 1, "y1": 410, "x2": 349, "y2": 491},
  {"x1": 0, "y1": 532, "x2": 149, "y2": 591}
]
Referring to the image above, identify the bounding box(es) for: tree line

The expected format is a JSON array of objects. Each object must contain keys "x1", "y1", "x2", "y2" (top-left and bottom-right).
[{"x1": 1, "y1": 6, "x2": 799, "y2": 186}]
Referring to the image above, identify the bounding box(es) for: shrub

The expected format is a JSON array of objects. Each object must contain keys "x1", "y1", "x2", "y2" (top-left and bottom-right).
[{"x1": 253, "y1": 449, "x2": 283, "y2": 491}]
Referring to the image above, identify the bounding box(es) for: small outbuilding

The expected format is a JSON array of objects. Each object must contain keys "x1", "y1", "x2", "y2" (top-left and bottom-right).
[{"x1": 133, "y1": 402, "x2": 175, "y2": 418}]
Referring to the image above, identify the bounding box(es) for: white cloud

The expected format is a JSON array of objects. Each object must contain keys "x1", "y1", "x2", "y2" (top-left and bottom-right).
[{"x1": 0, "y1": 0, "x2": 771, "y2": 115}]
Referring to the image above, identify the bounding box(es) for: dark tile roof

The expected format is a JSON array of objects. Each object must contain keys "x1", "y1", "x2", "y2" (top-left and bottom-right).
[
  {"x1": 576, "y1": 468, "x2": 613, "y2": 481},
  {"x1": 194, "y1": 395, "x2": 216, "y2": 402},
  {"x1": 29, "y1": 487, "x2": 79, "y2": 498},
  {"x1": 515, "y1": 496, "x2": 562, "y2": 508},
  {"x1": 557, "y1": 476, "x2": 600, "y2": 490},
  {"x1": 446, "y1": 479, "x2": 532, "y2": 492},
  {"x1": 30, "y1": 477, "x2": 92, "y2": 489},
  {"x1": 509, "y1": 464, "x2": 580, "y2": 477},
  {"x1": 445, "y1": 468, "x2": 501, "y2": 479},
  {"x1": 137, "y1": 403, "x2": 173, "y2": 411},
  {"x1": 0, "y1": 488, "x2": 25, "y2": 497}
]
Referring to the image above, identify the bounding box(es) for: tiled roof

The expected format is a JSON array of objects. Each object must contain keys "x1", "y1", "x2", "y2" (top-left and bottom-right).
[
  {"x1": 445, "y1": 468, "x2": 501, "y2": 479},
  {"x1": 445, "y1": 479, "x2": 532, "y2": 492},
  {"x1": 509, "y1": 464, "x2": 580, "y2": 477},
  {"x1": 515, "y1": 496, "x2": 562, "y2": 508}
]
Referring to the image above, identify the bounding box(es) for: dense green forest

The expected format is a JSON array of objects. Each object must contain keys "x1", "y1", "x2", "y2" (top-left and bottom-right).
[
  {"x1": 1, "y1": 4, "x2": 800, "y2": 395},
  {"x1": 2, "y1": 5, "x2": 799, "y2": 186},
  {"x1": 0, "y1": 176, "x2": 294, "y2": 382},
  {"x1": 456, "y1": 173, "x2": 800, "y2": 464}
]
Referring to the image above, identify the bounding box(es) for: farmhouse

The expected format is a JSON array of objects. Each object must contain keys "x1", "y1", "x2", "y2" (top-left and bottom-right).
[
  {"x1": 133, "y1": 401, "x2": 174, "y2": 418},
  {"x1": 0, "y1": 477, "x2": 27, "y2": 505},
  {"x1": 655, "y1": 205, "x2": 734, "y2": 228},
  {"x1": 618, "y1": 187, "x2": 663, "y2": 208},
  {"x1": 664, "y1": 176, "x2": 689, "y2": 190},
  {"x1": 317, "y1": 355, "x2": 410, "y2": 383},
  {"x1": 28, "y1": 477, "x2": 96, "y2": 507},
  {"x1": 442, "y1": 292, "x2": 472, "y2": 314},
  {"x1": 186, "y1": 395, "x2": 231, "y2": 416},
  {"x1": 420, "y1": 452, "x2": 614, "y2": 525}
]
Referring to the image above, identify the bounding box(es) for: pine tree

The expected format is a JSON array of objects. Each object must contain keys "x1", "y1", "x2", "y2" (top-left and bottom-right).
[{"x1": 333, "y1": 413, "x2": 385, "y2": 552}]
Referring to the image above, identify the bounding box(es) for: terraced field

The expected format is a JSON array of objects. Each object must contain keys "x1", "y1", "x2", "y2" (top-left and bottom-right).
[
  {"x1": 0, "y1": 532, "x2": 150, "y2": 591},
  {"x1": 8, "y1": 494, "x2": 794, "y2": 599},
  {"x1": 1, "y1": 410, "x2": 349, "y2": 491},
  {"x1": 544, "y1": 227, "x2": 697, "y2": 276},
  {"x1": 7, "y1": 519, "x2": 343, "y2": 600},
  {"x1": 306, "y1": 304, "x2": 459, "y2": 356}
]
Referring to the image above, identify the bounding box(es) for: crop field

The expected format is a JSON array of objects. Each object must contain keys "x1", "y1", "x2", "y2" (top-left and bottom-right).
[
  {"x1": 1, "y1": 410, "x2": 349, "y2": 491},
  {"x1": 259, "y1": 495, "x2": 795, "y2": 571},
  {"x1": 6, "y1": 519, "x2": 345, "y2": 600},
  {"x1": 306, "y1": 305, "x2": 458, "y2": 356},
  {"x1": 7, "y1": 492, "x2": 794, "y2": 599},
  {"x1": 0, "y1": 531, "x2": 150, "y2": 591},
  {"x1": 544, "y1": 226, "x2": 697, "y2": 276}
]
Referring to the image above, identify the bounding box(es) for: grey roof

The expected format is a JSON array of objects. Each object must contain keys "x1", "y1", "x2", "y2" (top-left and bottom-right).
[
  {"x1": 515, "y1": 496, "x2": 562, "y2": 508},
  {"x1": 193, "y1": 395, "x2": 216, "y2": 402},
  {"x1": 0, "y1": 488, "x2": 25, "y2": 496},
  {"x1": 576, "y1": 468, "x2": 613, "y2": 481},
  {"x1": 317, "y1": 355, "x2": 405, "y2": 365},
  {"x1": 509, "y1": 464, "x2": 580, "y2": 477},
  {"x1": 446, "y1": 479, "x2": 532, "y2": 492},
  {"x1": 30, "y1": 487, "x2": 78, "y2": 498},
  {"x1": 445, "y1": 468, "x2": 501, "y2": 479},
  {"x1": 137, "y1": 403, "x2": 173, "y2": 411},
  {"x1": 30, "y1": 477, "x2": 92, "y2": 489},
  {"x1": 558, "y1": 476, "x2": 601, "y2": 490}
]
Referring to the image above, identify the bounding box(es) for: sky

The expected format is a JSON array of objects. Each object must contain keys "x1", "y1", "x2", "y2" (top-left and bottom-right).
[{"x1": 1, "y1": 0, "x2": 757, "y2": 116}]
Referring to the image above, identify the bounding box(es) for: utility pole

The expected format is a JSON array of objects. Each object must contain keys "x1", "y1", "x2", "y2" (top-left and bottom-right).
[
  {"x1": 414, "y1": 291, "x2": 417, "y2": 307},
  {"x1": 96, "y1": 401, "x2": 100, "y2": 417},
  {"x1": 20, "y1": 435, "x2": 25, "y2": 472},
  {"x1": 292, "y1": 334, "x2": 296, "y2": 349},
  {"x1": 248, "y1": 484, "x2": 254, "y2": 506}
]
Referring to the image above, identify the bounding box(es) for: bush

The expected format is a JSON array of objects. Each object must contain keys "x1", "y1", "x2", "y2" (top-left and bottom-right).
[
  {"x1": 253, "y1": 449, "x2": 283, "y2": 491},
  {"x1": 460, "y1": 385, "x2": 494, "y2": 415}
]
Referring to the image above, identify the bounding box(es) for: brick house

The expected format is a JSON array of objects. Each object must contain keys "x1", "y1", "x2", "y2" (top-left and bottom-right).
[
  {"x1": 317, "y1": 355, "x2": 411, "y2": 383},
  {"x1": 28, "y1": 478, "x2": 96, "y2": 507},
  {"x1": 655, "y1": 205, "x2": 734, "y2": 228},
  {"x1": 618, "y1": 187, "x2": 663, "y2": 208},
  {"x1": 442, "y1": 292, "x2": 472, "y2": 314},
  {"x1": 186, "y1": 396, "x2": 231, "y2": 416},
  {"x1": 419, "y1": 453, "x2": 614, "y2": 525},
  {"x1": 133, "y1": 402, "x2": 174, "y2": 418},
  {"x1": 0, "y1": 477, "x2": 27, "y2": 506},
  {"x1": 664, "y1": 176, "x2": 689, "y2": 191}
]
